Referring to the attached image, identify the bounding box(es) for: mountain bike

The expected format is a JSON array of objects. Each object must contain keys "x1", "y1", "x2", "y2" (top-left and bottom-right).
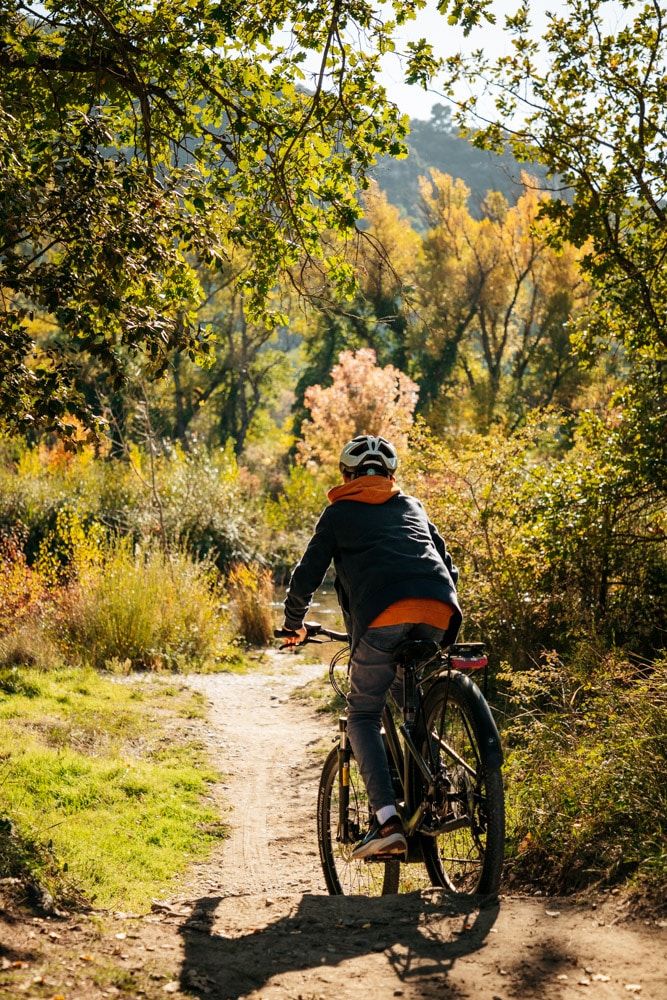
[{"x1": 276, "y1": 622, "x2": 505, "y2": 897}]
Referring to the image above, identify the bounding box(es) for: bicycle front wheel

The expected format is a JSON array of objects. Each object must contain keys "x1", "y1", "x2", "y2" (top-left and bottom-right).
[
  {"x1": 317, "y1": 745, "x2": 400, "y2": 896},
  {"x1": 416, "y1": 672, "x2": 505, "y2": 895}
]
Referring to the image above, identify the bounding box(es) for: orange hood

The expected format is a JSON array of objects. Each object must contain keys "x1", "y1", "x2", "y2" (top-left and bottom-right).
[{"x1": 328, "y1": 475, "x2": 401, "y2": 506}]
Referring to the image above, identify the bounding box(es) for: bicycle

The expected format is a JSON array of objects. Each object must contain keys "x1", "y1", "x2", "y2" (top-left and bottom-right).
[{"x1": 276, "y1": 621, "x2": 505, "y2": 897}]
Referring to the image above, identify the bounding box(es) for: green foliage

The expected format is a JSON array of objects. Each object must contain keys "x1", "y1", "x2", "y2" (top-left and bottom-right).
[
  {"x1": 0, "y1": 439, "x2": 261, "y2": 570},
  {"x1": 501, "y1": 652, "x2": 667, "y2": 894},
  {"x1": 156, "y1": 443, "x2": 262, "y2": 567},
  {"x1": 0, "y1": 666, "x2": 226, "y2": 910},
  {"x1": 263, "y1": 465, "x2": 329, "y2": 575},
  {"x1": 442, "y1": 0, "x2": 667, "y2": 483},
  {"x1": 405, "y1": 415, "x2": 667, "y2": 666},
  {"x1": 0, "y1": 0, "x2": 424, "y2": 433}
]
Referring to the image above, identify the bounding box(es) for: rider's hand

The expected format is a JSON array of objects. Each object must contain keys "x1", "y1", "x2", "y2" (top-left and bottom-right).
[{"x1": 281, "y1": 624, "x2": 307, "y2": 647}]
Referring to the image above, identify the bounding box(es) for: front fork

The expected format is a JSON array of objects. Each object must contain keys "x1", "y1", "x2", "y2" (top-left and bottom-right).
[{"x1": 336, "y1": 716, "x2": 352, "y2": 843}]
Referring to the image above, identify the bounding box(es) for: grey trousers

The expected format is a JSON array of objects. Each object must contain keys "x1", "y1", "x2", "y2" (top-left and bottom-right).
[{"x1": 346, "y1": 622, "x2": 445, "y2": 816}]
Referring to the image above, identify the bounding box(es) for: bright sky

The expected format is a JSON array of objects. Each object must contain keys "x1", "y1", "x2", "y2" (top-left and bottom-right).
[
  {"x1": 378, "y1": 0, "x2": 520, "y2": 120},
  {"x1": 378, "y1": 0, "x2": 564, "y2": 121}
]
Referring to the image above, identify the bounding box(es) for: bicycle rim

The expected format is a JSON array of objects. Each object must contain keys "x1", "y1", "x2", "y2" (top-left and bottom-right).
[
  {"x1": 317, "y1": 746, "x2": 400, "y2": 896},
  {"x1": 417, "y1": 673, "x2": 505, "y2": 895}
]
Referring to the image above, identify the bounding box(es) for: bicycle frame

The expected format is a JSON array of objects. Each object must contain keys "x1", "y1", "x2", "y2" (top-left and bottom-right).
[
  {"x1": 274, "y1": 623, "x2": 497, "y2": 858},
  {"x1": 333, "y1": 645, "x2": 434, "y2": 848}
]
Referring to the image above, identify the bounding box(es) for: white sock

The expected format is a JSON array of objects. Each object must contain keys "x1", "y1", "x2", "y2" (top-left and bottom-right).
[{"x1": 376, "y1": 805, "x2": 398, "y2": 826}]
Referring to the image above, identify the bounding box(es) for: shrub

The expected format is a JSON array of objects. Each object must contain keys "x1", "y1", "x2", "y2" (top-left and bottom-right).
[
  {"x1": 227, "y1": 561, "x2": 275, "y2": 646},
  {"x1": 158, "y1": 442, "x2": 261, "y2": 567},
  {"x1": 404, "y1": 416, "x2": 667, "y2": 668},
  {"x1": 262, "y1": 464, "x2": 327, "y2": 576},
  {"x1": 0, "y1": 626, "x2": 61, "y2": 675},
  {"x1": 500, "y1": 651, "x2": 667, "y2": 896},
  {"x1": 0, "y1": 528, "x2": 46, "y2": 636},
  {"x1": 55, "y1": 540, "x2": 235, "y2": 671},
  {"x1": 0, "y1": 439, "x2": 262, "y2": 573}
]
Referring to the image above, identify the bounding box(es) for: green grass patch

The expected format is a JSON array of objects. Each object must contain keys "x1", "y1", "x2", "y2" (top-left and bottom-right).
[{"x1": 0, "y1": 665, "x2": 226, "y2": 912}]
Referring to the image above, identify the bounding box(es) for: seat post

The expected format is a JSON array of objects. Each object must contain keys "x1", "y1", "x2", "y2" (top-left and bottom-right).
[{"x1": 402, "y1": 659, "x2": 417, "y2": 728}]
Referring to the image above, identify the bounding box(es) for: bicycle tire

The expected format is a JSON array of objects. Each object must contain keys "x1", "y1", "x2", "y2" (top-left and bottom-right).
[
  {"x1": 317, "y1": 745, "x2": 400, "y2": 896},
  {"x1": 414, "y1": 671, "x2": 505, "y2": 894}
]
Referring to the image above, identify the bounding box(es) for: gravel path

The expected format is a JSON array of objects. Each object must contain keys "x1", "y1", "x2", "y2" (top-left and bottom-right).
[{"x1": 2, "y1": 650, "x2": 665, "y2": 1000}]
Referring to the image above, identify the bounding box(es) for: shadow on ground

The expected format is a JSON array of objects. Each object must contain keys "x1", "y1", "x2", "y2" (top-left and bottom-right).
[{"x1": 177, "y1": 889, "x2": 500, "y2": 998}]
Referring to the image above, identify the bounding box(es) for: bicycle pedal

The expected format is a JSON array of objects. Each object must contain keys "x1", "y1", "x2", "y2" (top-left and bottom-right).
[{"x1": 366, "y1": 849, "x2": 406, "y2": 861}]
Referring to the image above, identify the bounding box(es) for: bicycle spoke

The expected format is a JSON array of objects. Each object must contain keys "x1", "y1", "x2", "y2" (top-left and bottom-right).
[{"x1": 318, "y1": 746, "x2": 399, "y2": 896}]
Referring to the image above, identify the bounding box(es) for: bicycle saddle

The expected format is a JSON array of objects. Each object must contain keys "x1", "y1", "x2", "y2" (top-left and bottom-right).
[{"x1": 393, "y1": 638, "x2": 440, "y2": 665}]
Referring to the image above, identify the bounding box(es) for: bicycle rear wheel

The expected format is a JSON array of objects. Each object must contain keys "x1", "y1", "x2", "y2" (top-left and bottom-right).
[
  {"x1": 317, "y1": 745, "x2": 400, "y2": 895},
  {"x1": 416, "y1": 672, "x2": 505, "y2": 894}
]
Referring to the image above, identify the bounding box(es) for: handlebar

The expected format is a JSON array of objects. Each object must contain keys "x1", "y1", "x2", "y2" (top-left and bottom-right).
[{"x1": 274, "y1": 620, "x2": 349, "y2": 648}]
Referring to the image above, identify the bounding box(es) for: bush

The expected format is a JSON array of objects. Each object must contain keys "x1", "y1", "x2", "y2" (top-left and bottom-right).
[
  {"x1": 404, "y1": 416, "x2": 667, "y2": 668},
  {"x1": 0, "y1": 528, "x2": 46, "y2": 636},
  {"x1": 500, "y1": 650, "x2": 667, "y2": 896},
  {"x1": 262, "y1": 464, "x2": 327, "y2": 576},
  {"x1": 227, "y1": 561, "x2": 275, "y2": 646},
  {"x1": 0, "y1": 439, "x2": 262, "y2": 573},
  {"x1": 54, "y1": 540, "x2": 236, "y2": 671}
]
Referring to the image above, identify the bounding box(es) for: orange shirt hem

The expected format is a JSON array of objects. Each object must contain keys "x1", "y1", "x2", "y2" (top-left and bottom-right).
[{"x1": 369, "y1": 598, "x2": 454, "y2": 631}]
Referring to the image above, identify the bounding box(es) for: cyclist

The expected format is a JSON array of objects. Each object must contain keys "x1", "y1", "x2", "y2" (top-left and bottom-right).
[{"x1": 281, "y1": 434, "x2": 462, "y2": 859}]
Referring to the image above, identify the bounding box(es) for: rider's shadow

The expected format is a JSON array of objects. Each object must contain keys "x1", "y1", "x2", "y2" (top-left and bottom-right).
[{"x1": 177, "y1": 889, "x2": 500, "y2": 998}]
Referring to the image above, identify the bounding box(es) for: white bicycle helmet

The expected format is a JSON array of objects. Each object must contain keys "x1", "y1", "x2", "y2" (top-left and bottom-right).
[{"x1": 339, "y1": 435, "x2": 398, "y2": 478}]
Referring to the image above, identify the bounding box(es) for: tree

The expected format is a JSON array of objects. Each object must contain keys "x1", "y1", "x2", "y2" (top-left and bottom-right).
[
  {"x1": 163, "y1": 281, "x2": 295, "y2": 456},
  {"x1": 291, "y1": 182, "x2": 421, "y2": 433},
  {"x1": 0, "y1": 0, "x2": 459, "y2": 436},
  {"x1": 297, "y1": 347, "x2": 419, "y2": 479},
  {"x1": 414, "y1": 170, "x2": 592, "y2": 431},
  {"x1": 440, "y1": 0, "x2": 667, "y2": 473}
]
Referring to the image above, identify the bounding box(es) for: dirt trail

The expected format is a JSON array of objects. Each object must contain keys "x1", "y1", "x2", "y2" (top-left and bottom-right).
[{"x1": 1, "y1": 652, "x2": 665, "y2": 1000}]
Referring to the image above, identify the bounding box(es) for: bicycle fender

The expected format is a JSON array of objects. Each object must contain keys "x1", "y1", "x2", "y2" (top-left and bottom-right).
[{"x1": 437, "y1": 670, "x2": 504, "y2": 769}]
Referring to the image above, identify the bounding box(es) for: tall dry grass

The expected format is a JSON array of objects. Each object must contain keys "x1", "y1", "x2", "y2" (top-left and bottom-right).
[{"x1": 227, "y1": 562, "x2": 274, "y2": 646}]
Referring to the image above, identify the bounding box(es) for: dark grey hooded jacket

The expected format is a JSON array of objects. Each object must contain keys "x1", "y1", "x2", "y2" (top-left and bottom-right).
[{"x1": 283, "y1": 477, "x2": 462, "y2": 652}]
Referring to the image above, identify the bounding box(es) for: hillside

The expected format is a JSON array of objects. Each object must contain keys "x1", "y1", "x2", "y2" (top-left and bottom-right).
[{"x1": 373, "y1": 104, "x2": 546, "y2": 226}]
